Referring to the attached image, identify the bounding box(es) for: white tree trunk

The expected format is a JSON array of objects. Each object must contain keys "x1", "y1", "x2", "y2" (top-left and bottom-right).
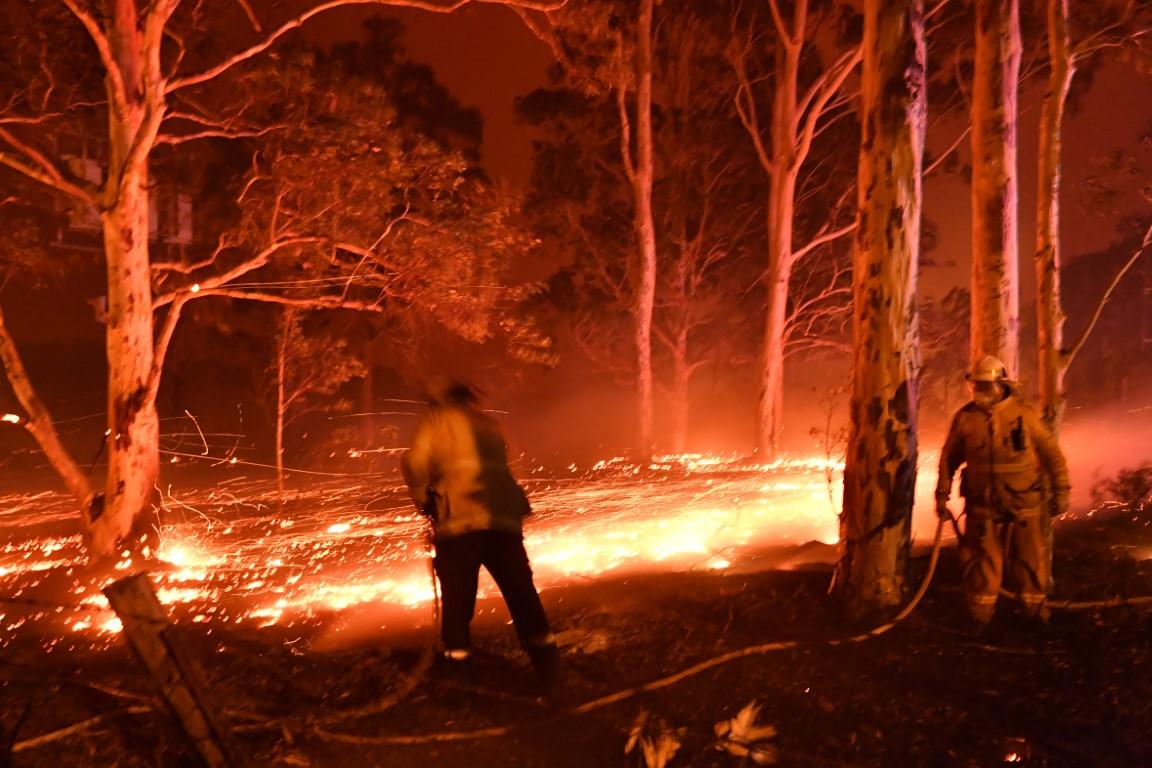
[
  {"x1": 836, "y1": 0, "x2": 925, "y2": 614},
  {"x1": 755, "y1": 18, "x2": 802, "y2": 459},
  {"x1": 276, "y1": 314, "x2": 289, "y2": 497},
  {"x1": 88, "y1": 4, "x2": 166, "y2": 559},
  {"x1": 631, "y1": 0, "x2": 658, "y2": 458},
  {"x1": 970, "y1": 0, "x2": 1022, "y2": 374},
  {"x1": 668, "y1": 323, "x2": 691, "y2": 453},
  {"x1": 1036, "y1": 0, "x2": 1073, "y2": 430},
  {"x1": 759, "y1": 168, "x2": 796, "y2": 458},
  {"x1": 96, "y1": 147, "x2": 161, "y2": 559}
]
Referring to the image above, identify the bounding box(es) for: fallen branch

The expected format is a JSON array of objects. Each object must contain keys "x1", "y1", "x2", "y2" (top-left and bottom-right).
[{"x1": 11, "y1": 706, "x2": 152, "y2": 753}]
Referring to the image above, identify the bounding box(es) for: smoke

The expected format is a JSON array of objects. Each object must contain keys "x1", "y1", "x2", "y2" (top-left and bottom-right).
[{"x1": 1060, "y1": 404, "x2": 1152, "y2": 512}]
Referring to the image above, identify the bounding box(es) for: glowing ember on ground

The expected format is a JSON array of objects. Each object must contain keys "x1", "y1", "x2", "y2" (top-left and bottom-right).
[{"x1": 0, "y1": 452, "x2": 947, "y2": 651}]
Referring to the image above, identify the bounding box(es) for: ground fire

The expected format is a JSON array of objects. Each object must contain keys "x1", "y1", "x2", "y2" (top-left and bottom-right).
[{"x1": 3, "y1": 453, "x2": 905, "y2": 652}]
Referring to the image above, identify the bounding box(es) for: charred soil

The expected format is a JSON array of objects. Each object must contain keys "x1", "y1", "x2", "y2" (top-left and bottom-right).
[{"x1": 4, "y1": 514, "x2": 1152, "y2": 768}]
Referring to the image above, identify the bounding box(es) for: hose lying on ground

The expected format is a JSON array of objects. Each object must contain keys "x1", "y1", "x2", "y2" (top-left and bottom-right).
[
  {"x1": 313, "y1": 519, "x2": 951, "y2": 745},
  {"x1": 15, "y1": 517, "x2": 1152, "y2": 752},
  {"x1": 313, "y1": 518, "x2": 1152, "y2": 745}
]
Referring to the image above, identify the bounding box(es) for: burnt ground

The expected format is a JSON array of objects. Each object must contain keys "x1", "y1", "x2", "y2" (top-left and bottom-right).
[{"x1": 3, "y1": 512, "x2": 1152, "y2": 768}]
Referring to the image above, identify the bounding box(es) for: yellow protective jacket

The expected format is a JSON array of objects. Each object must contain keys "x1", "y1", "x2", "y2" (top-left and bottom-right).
[
  {"x1": 936, "y1": 392, "x2": 1070, "y2": 518},
  {"x1": 401, "y1": 403, "x2": 531, "y2": 539}
]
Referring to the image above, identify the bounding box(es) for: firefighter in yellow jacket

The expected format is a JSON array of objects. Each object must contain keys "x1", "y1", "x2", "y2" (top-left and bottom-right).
[
  {"x1": 935, "y1": 356, "x2": 1070, "y2": 629},
  {"x1": 401, "y1": 379, "x2": 559, "y2": 692}
]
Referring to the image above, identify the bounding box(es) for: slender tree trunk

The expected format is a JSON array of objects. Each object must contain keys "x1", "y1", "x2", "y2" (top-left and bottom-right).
[
  {"x1": 0, "y1": 307, "x2": 95, "y2": 505},
  {"x1": 759, "y1": 200, "x2": 791, "y2": 459},
  {"x1": 669, "y1": 323, "x2": 691, "y2": 453},
  {"x1": 970, "y1": 0, "x2": 1022, "y2": 374},
  {"x1": 836, "y1": 0, "x2": 925, "y2": 615},
  {"x1": 756, "y1": 24, "x2": 801, "y2": 459},
  {"x1": 276, "y1": 315, "x2": 289, "y2": 497},
  {"x1": 631, "y1": 0, "x2": 658, "y2": 458},
  {"x1": 1036, "y1": 0, "x2": 1073, "y2": 430},
  {"x1": 1034, "y1": 0, "x2": 1073, "y2": 598},
  {"x1": 361, "y1": 338, "x2": 376, "y2": 449}
]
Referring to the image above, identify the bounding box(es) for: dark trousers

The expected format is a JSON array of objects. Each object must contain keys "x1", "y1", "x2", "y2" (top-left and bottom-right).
[
  {"x1": 433, "y1": 530, "x2": 553, "y2": 653},
  {"x1": 960, "y1": 506, "x2": 1047, "y2": 622}
]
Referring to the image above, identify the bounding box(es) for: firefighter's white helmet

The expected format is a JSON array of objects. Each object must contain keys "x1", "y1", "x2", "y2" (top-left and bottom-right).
[{"x1": 966, "y1": 355, "x2": 1008, "y2": 383}]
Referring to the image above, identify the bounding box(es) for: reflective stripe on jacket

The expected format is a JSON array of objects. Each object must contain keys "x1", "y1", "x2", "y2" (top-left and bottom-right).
[
  {"x1": 401, "y1": 404, "x2": 531, "y2": 539},
  {"x1": 936, "y1": 393, "x2": 1070, "y2": 517}
]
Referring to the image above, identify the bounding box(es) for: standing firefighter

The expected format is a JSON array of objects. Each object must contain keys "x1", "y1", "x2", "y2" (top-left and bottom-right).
[
  {"x1": 401, "y1": 379, "x2": 560, "y2": 694},
  {"x1": 935, "y1": 356, "x2": 1071, "y2": 631}
]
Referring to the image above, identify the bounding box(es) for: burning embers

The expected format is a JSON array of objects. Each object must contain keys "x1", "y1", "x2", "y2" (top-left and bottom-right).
[{"x1": 1, "y1": 454, "x2": 872, "y2": 651}]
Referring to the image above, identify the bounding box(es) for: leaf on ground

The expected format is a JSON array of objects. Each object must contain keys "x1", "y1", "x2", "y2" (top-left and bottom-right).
[{"x1": 715, "y1": 700, "x2": 778, "y2": 764}]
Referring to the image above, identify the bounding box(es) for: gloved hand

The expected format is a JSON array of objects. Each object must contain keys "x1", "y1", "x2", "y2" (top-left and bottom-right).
[{"x1": 935, "y1": 497, "x2": 952, "y2": 521}]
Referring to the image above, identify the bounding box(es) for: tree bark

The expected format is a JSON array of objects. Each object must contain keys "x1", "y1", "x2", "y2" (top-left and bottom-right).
[
  {"x1": 0, "y1": 306, "x2": 95, "y2": 506},
  {"x1": 275, "y1": 313, "x2": 289, "y2": 497},
  {"x1": 89, "y1": 3, "x2": 166, "y2": 559},
  {"x1": 836, "y1": 0, "x2": 925, "y2": 615},
  {"x1": 1035, "y1": 0, "x2": 1073, "y2": 430},
  {"x1": 631, "y1": 0, "x2": 658, "y2": 458},
  {"x1": 735, "y1": 0, "x2": 859, "y2": 458},
  {"x1": 668, "y1": 320, "x2": 691, "y2": 454},
  {"x1": 755, "y1": 17, "x2": 802, "y2": 460},
  {"x1": 970, "y1": 0, "x2": 1022, "y2": 374}
]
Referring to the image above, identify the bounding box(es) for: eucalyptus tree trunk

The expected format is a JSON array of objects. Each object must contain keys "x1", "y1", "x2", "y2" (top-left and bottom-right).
[
  {"x1": 630, "y1": 0, "x2": 658, "y2": 458},
  {"x1": 757, "y1": 12, "x2": 803, "y2": 460},
  {"x1": 276, "y1": 314, "x2": 290, "y2": 497},
  {"x1": 668, "y1": 321, "x2": 691, "y2": 454},
  {"x1": 89, "y1": 1, "x2": 167, "y2": 559},
  {"x1": 970, "y1": 0, "x2": 1022, "y2": 374},
  {"x1": 836, "y1": 0, "x2": 925, "y2": 615},
  {"x1": 1035, "y1": 0, "x2": 1073, "y2": 430},
  {"x1": 733, "y1": 0, "x2": 859, "y2": 458}
]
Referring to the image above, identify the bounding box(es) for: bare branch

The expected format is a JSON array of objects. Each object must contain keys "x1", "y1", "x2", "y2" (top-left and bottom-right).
[
  {"x1": 729, "y1": 41, "x2": 774, "y2": 173},
  {"x1": 152, "y1": 236, "x2": 327, "y2": 308},
  {"x1": 60, "y1": 0, "x2": 129, "y2": 117},
  {"x1": 156, "y1": 125, "x2": 280, "y2": 145},
  {"x1": 0, "y1": 128, "x2": 100, "y2": 205},
  {"x1": 1066, "y1": 225, "x2": 1152, "y2": 365},
  {"x1": 767, "y1": 0, "x2": 794, "y2": 46},
  {"x1": 795, "y1": 45, "x2": 862, "y2": 168},
  {"x1": 792, "y1": 221, "x2": 856, "y2": 263},
  {"x1": 148, "y1": 296, "x2": 187, "y2": 398},
  {"x1": 511, "y1": 8, "x2": 570, "y2": 68},
  {"x1": 166, "y1": 0, "x2": 569, "y2": 94},
  {"x1": 193, "y1": 288, "x2": 388, "y2": 312},
  {"x1": 784, "y1": 337, "x2": 851, "y2": 356},
  {"x1": 926, "y1": 0, "x2": 952, "y2": 22},
  {"x1": 12, "y1": 707, "x2": 153, "y2": 754},
  {"x1": 925, "y1": 124, "x2": 971, "y2": 176},
  {"x1": 234, "y1": 0, "x2": 264, "y2": 32},
  {"x1": 0, "y1": 303, "x2": 95, "y2": 505},
  {"x1": 615, "y1": 77, "x2": 637, "y2": 185}
]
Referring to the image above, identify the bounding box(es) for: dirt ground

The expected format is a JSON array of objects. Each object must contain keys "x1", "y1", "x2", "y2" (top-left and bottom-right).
[{"x1": 3, "y1": 510, "x2": 1152, "y2": 768}]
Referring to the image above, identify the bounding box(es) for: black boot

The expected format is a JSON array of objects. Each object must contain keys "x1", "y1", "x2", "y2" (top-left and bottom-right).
[
  {"x1": 433, "y1": 650, "x2": 478, "y2": 689},
  {"x1": 527, "y1": 643, "x2": 561, "y2": 696}
]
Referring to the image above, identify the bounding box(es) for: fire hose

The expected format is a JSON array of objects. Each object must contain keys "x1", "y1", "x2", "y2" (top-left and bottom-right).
[
  {"x1": 13, "y1": 514, "x2": 1152, "y2": 753},
  {"x1": 314, "y1": 518, "x2": 952, "y2": 745},
  {"x1": 317, "y1": 510, "x2": 1152, "y2": 746}
]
